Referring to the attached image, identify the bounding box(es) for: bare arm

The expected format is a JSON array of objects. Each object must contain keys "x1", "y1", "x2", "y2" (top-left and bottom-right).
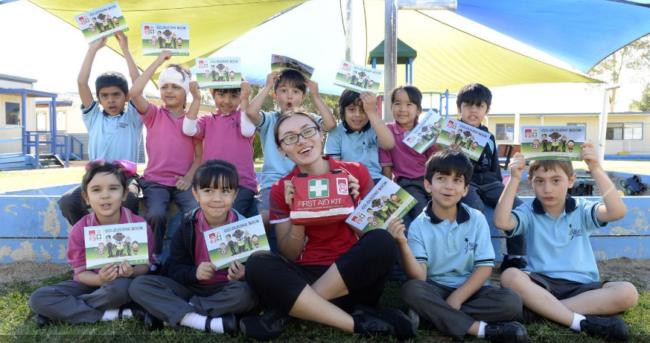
[
  {"x1": 115, "y1": 32, "x2": 139, "y2": 84},
  {"x1": 78, "y1": 38, "x2": 106, "y2": 108},
  {"x1": 362, "y1": 92, "x2": 394, "y2": 150},
  {"x1": 275, "y1": 221, "x2": 306, "y2": 261},
  {"x1": 493, "y1": 153, "x2": 524, "y2": 231},
  {"x1": 387, "y1": 218, "x2": 427, "y2": 280},
  {"x1": 445, "y1": 266, "x2": 492, "y2": 310},
  {"x1": 77, "y1": 263, "x2": 117, "y2": 287},
  {"x1": 583, "y1": 142, "x2": 626, "y2": 222},
  {"x1": 307, "y1": 80, "x2": 336, "y2": 131},
  {"x1": 239, "y1": 81, "x2": 256, "y2": 137},
  {"x1": 129, "y1": 51, "x2": 171, "y2": 114},
  {"x1": 246, "y1": 72, "x2": 277, "y2": 126},
  {"x1": 382, "y1": 166, "x2": 393, "y2": 179}
]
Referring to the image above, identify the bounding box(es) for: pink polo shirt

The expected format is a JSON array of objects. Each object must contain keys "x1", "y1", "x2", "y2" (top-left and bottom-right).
[
  {"x1": 379, "y1": 122, "x2": 437, "y2": 180},
  {"x1": 193, "y1": 209, "x2": 237, "y2": 285},
  {"x1": 67, "y1": 207, "x2": 155, "y2": 282},
  {"x1": 141, "y1": 103, "x2": 197, "y2": 186},
  {"x1": 194, "y1": 109, "x2": 257, "y2": 193}
]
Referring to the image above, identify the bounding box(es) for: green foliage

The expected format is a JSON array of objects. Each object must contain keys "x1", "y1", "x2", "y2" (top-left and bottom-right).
[{"x1": 631, "y1": 84, "x2": 650, "y2": 112}]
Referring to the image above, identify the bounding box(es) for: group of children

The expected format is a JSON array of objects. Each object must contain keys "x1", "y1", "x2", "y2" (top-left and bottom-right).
[{"x1": 31, "y1": 33, "x2": 639, "y2": 341}]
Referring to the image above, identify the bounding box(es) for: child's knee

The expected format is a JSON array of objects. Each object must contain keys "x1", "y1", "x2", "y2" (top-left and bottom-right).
[
  {"x1": 28, "y1": 287, "x2": 50, "y2": 313},
  {"x1": 611, "y1": 281, "x2": 639, "y2": 309},
  {"x1": 499, "y1": 289, "x2": 524, "y2": 318},
  {"x1": 400, "y1": 279, "x2": 428, "y2": 306},
  {"x1": 103, "y1": 278, "x2": 132, "y2": 304},
  {"x1": 500, "y1": 267, "x2": 527, "y2": 289}
]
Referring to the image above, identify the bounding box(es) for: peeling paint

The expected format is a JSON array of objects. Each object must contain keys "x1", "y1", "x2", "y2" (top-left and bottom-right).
[
  {"x1": 610, "y1": 226, "x2": 634, "y2": 235},
  {"x1": 10, "y1": 241, "x2": 36, "y2": 261},
  {"x1": 40, "y1": 246, "x2": 52, "y2": 261},
  {"x1": 0, "y1": 246, "x2": 11, "y2": 258},
  {"x1": 632, "y1": 207, "x2": 649, "y2": 231},
  {"x1": 41, "y1": 200, "x2": 62, "y2": 237},
  {"x1": 594, "y1": 250, "x2": 608, "y2": 260},
  {"x1": 21, "y1": 203, "x2": 32, "y2": 209},
  {"x1": 3, "y1": 204, "x2": 17, "y2": 216}
]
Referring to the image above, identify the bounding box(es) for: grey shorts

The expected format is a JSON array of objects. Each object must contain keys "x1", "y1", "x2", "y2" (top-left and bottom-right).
[
  {"x1": 528, "y1": 272, "x2": 603, "y2": 300},
  {"x1": 257, "y1": 187, "x2": 272, "y2": 212}
]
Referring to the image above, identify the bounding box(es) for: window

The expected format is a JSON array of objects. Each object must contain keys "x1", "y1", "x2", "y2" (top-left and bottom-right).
[
  {"x1": 567, "y1": 122, "x2": 586, "y2": 129},
  {"x1": 606, "y1": 123, "x2": 642, "y2": 140},
  {"x1": 36, "y1": 112, "x2": 47, "y2": 131},
  {"x1": 495, "y1": 123, "x2": 514, "y2": 141},
  {"x1": 5, "y1": 102, "x2": 20, "y2": 125}
]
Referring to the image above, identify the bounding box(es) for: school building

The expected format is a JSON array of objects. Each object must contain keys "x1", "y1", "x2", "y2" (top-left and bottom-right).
[{"x1": 486, "y1": 112, "x2": 650, "y2": 157}]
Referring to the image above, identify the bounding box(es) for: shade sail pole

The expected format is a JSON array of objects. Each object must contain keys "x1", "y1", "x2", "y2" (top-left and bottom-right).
[{"x1": 384, "y1": 0, "x2": 398, "y2": 121}]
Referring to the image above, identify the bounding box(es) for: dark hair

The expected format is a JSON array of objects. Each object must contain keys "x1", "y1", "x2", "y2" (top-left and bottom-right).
[
  {"x1": 425, "y1": 149, "x2": 473, "y2": 186},
  {"x1": 456, "y1": 83, "x2": 492, "y2": 110},
  {"x1": 391, "y1": 86, "x2": 423, "y2": 112},
  {"x1": 212, "y1": 88, "x2": 241, "y2": 97},
  {"x1": 338, "y1": 90, "x2": 362, "y2": 118},
  {"x1": 274, "y1": 69, "x2": 307, "y2": 93},
  {"x1": 193, "y1": 159, "x2": 239, "y2": 191},
  {"x1": 273, "y1": 110, "x2": 321, "y2": 147},
  {"x1": 95, "y1": 72, "x2": 128, "y2": 98},
  {"x1": 81, "y1": 160, "x2": 128, "y2": 196},
  {"x1": 528, "y1": 160, "x2": 574, "y2": 180}
]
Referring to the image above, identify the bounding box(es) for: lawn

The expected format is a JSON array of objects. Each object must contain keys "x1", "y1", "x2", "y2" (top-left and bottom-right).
[{"x1": 1, "y1": 274, "x2": 648, "y2": 342}]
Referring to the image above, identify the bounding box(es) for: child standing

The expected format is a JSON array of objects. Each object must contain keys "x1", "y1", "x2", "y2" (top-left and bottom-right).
[
  {"x1": 379, "y1": 86, "x2": 436, "y2": 224},
  {"x1": 456, "y1": 83, "x2": 526, "y2": 271},
  {"x1": 494, "y1": 144, "x2": 639, "y2": 341},
  {"x1": 183, "y1": 81, "x2": 258, "y2": 217},
  {"x1": 129, "y1": 160, "x2": 258, "y2": 334},
  {"x1": 325, "y1": 90, "x2": 394, "y2": 184},
  {"x1": 58, "y1": 32, "x2": 142, "y2": 226},
  {"x1": 30, "y1": 161, "x2": 155, "y2": 326},
  {"x1": 129, "y1": 52, "x2": 202, "y2": 255},
  {"x1": 389, "y1": 150, "x2": 528, "y2": 342}
]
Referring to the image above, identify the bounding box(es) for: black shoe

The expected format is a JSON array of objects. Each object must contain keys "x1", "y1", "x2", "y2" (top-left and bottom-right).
[
  {"x1": 221, "y1": 313, "x2": 238, "y2": 336},
  {"x1": 485, "y1": 321, "x2": 529, "y2": 343},
  {"x1": 353, "y1": 306, "x2": 417, "y2": 340},
  {"x1": 499, "y1": 255, "x2": 528, "y2": 273},
  {"x1": 351, "y1": 309, "x2": 394, "y2": 337},
  {"x1": 239, "y1": 310, "x2": 290, "y2": 340},
  {"x1": 144, "y1": 312, "x2": 164, "y2": 331},
  {"x1": 580, "y1": 315, "x2": 629, "y2": 341},
  {"x1": 34, "y1": 314, "x2": 51, "y2": 328}
]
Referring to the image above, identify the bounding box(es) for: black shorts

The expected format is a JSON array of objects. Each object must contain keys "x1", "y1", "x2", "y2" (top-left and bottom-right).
[{"x1": 528, "y1": 272, "x2": 603, "y2": 300}]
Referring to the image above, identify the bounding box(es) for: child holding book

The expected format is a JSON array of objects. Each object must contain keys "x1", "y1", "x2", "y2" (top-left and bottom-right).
[
  {"x1": 389, "y1": 150, "x2": 528, "y2": 342},
  {"x1": 30, "y1": 161, "x2": 155, "y2": 326},
  {"x1": 325, "y1": 90, "x2": 394, "y2": 184},
  {"x1": 456, "y1": 83, "x2": 526, "y2": 271},
  {"x1": 183, "y1": 80, "x2": 258, "y2": 217},
  {"x1": 129, "y1": 52, "x2": 202, "y2": 255},
  {"x1": 129, "y1": 160, "x2": 258, "y2": 334},
  {"x1": 379, "y1": 86, "x2": 436, "y2": 224},
  {"x1": 58, "y1": 32, "x2": 142, "y2": 226},
  {"x1": 494, "y1": 144, "x2": 639, "y2": 341}
]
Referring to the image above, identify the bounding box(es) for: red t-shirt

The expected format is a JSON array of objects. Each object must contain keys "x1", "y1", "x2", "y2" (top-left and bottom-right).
[{"x1": 269, "y1": 157, "x2": 373, "y2": 266}]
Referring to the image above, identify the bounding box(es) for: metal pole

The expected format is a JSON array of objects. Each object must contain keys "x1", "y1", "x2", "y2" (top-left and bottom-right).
[
  {"x1": 344, "y1": 0, "x2": 353, "y2": 62},
  {"x1": 383, "y1": 0, "x2": 398, "y2": 121},
  {"x1": 598, "y1": 85, "x2": 618, "y2": 162}
]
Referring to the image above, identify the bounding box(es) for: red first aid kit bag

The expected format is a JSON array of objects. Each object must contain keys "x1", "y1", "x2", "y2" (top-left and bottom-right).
[{"x1": 290, "y1": 169, "x2": 356, "y2": 225}]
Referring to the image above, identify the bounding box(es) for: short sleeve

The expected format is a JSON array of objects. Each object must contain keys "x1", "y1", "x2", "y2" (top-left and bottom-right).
[
  {"x1": 508, "y1": 202, "x2": 532, "y2": 237},
  {"x1": 379, "y1": 147, "x2": 393, "y2": 166},
  {"x1": 324, "y1": 126, "x2": 343, "y2": 157},
  {"x1": 257, "y1": 111, "x2": 272, "y2": 130},
  {"x1": 140, "y1": 102, "x2": 158, "y2": 128},
  {"x1": 407, "y1": 221, "x2": 428, "y2": 262},
  {"x1": 66, "y1": 224, "x2": 88, "y2": 280},
  {"x1": 81, "y1": 101, "x2": 99, "y2": 131},
  {"x1": 194, "y1": 115, "x2": 208, "y2": 140},
  {"x1": 473, "y1": 213, "x2": 496, "y2": 267},
  {"x1": 125, "y1": 101, "x2": 144, "y2": 128},
  {"x1": 582, "y1": 200, "x2": 606, "y2": 233},
  {"x1": 269, "y1": 179, "x2": 291, "y2": 224}
]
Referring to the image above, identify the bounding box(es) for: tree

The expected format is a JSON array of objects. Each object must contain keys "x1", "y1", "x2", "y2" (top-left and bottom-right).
[
  {"x1": 630, "y1": 84, "x2": 650, "y2": 112},
  {"x1": 589, "y1": 34, "x2": 650, "y2": 112}
]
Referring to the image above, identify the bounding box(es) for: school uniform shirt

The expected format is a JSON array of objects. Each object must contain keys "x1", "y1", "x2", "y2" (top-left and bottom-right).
[
  {"x1": 141, "y1": 103, "x2": 197, "y2": 187},
  {"x1": 379, "y1": 122, "x2": 436, "y2": 180},
  {"x1": 193, "y1": 209, "x2": 239, "y2": 285},
  {"x1": 325, "y1": 122, "x2": 383, "y2": 181},
  {"x1": 67, "y1": 207, "x2": 155, "y2": 282},
  {"x1": 269, "y1": 157, "x2": 373, "y2": 266},
  {"x1": 194, "y1": 109, "x2": 258, "y2": 193},
  {"x1": 508, "y1": 196, "x2": 605, "y2": 284},
  {"x1": 82, "y1": 101, "x2": 143, "y2": 163},
  {"x1": 408, "y1": 202, "x2": 495, "y2": 288}
]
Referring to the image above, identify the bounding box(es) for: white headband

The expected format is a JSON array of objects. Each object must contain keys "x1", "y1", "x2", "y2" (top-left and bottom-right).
[{"x1": 158, "y1": 67, "x2": 190, "y2": 96}]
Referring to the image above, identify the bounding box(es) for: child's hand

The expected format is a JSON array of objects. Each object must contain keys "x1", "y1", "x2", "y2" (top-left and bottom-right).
[
  {"x1": 581, "y1": 141, "x2": 601, "y2": 171},
  {"x1": 509, "y1": 153, "x2": 525, "y2": 179},
  {"x1": 240, "y1": 81, "x2": 251, "y2": 101},
  {"x1": 114, "y1": 31, "x2": 128, "y2": 51},
  {"x1": 227, "y1": 261, "x2": 245, "y2": 281},
  {"x1": 284, "y1": 180, "x2": 295, "y2": 206},
  {"x1": 117, "y1": 261, "x2": 134, "y2": 278},
  {"x1": 360, "y1": 92, "x2": 378, "y2": 117},
  {"x1": 157, "y1": 50, "x2": 172, "y2": 63},
  {"x1": 175, "y1": 175, "x2": 191, "y2": 191},
  {"x1": 446, "y1": 292, "x2": 464, "y2": 310},
  {"x1": 98, "y1": 263, "x2": 118, "y2": 284},
  {"x1": 89, "y1": 37, "x2": 107, "y2": 51},
  {"x1": 347, "y1": 174, "x2": 361, "y2": 200},
  {"x1": 387, "y1": 218, "x2": 407, "y2": 244},
  {"x1": 306, "y1": 79, "x2": 319, "y2": 95},
  {"x1": 189, "y1": 81, "x2": 200, "y2": 100},
  {"x1": 196, "y1": 262, "x2": 217, "y2": 281},
  {"x1": 266, "y1": 72, "x2": 279, "y2": 88}
]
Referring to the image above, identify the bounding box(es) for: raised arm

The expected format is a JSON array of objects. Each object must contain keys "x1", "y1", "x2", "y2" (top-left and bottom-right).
[
  {"x1": 362, "y1": 92, "x2": 394, "y2": 150},
  {"x1": 182, "y1": 81, "x2": 201, "y2": 136},
  {"x1": 583, "y1": 142, "x2": 626, "y2": 222},
  {"x1": 114, "y1": 31, "x2": 139, "y2": 84},
  {"x1": 129, "y1": 51, "x2": 171, "y2": 114},
  {"x1": 239, "y1": 80, "x2": 256, "y2": 137},
  {"x1": 493, "y1": 152, "x2": 524, "y2": 231},
  {"x1": 306, "y1": 80, "x2": 336, "y2": 131},
  {"x1": 246, "y1": 72, "x2": 277, "y2": 126},
  {"x1": 77, "y1": 37, "x2": 107, "y2": 108}
]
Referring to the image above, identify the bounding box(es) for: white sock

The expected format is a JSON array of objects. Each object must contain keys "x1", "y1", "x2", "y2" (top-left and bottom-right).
[
  {"x1": 477, "y1": 321, "x2": 488, "y2": 338},
  {"x1": 210, "y1": 317, "x2": 224, "y2": 334},
  {"x1": 101, "y1": 309, "x2": 119, "y2": 321},
  {"x1": 570, "y1": 313, "x2": 586, "y2": 332},
  {"x1": 120, "y1": 309, "x2": 133, "y2": 319},
  {"x1": 180, "y1": 312, "x2": 224, "y2": 333}
]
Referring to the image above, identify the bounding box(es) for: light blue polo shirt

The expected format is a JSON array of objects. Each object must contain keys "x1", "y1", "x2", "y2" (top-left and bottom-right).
[
  {"x1": 257, "y1": 111, "x2": 295, "y2": 189},
  {"x1": 325, "y1": 122, "x2": 382, "y2": 180},
  {"x1": 82, "y1": 101, "x2": 143, "y2": 163},
  {"x1": 509, "y1": 196, "x2": 605, "y2": 283},
  {"x1": 408, "y1": 202, "x2": 495, "y2": 288}
]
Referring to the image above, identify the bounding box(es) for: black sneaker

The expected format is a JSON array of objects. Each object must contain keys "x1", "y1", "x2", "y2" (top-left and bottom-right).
[
  {"x1": 354, "y1": 306, "x2": 417, "y2": 340},
  {"x1": 351, "y1": 309, "x2": 394, "y2": 337},
  {"x1": 580, "y1": 315, "x2": 629, "y2": 341},
  {"x1": 144, "y1": 312, "x2": 164, "y2": 331},
  {"x1": 239, "y1": 309, "x2": 290, "y2": 340},
  {"x1": 485, "y1": 321, "x2": 529, "y2": 343},
  {"x1": 34, "y1": 314, "x2": 51, "y2": 328},
  {"x1": 220, "y1": 313, "x2": 238, "y2": 336},
  {"x1": 499, "y1": 255, "x2": 528, "y2": 273}
]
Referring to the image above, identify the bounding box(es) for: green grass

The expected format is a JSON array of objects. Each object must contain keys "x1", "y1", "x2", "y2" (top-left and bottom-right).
[{"x1": 1, "y1": 275, "x2": 648, "y2": 342}]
